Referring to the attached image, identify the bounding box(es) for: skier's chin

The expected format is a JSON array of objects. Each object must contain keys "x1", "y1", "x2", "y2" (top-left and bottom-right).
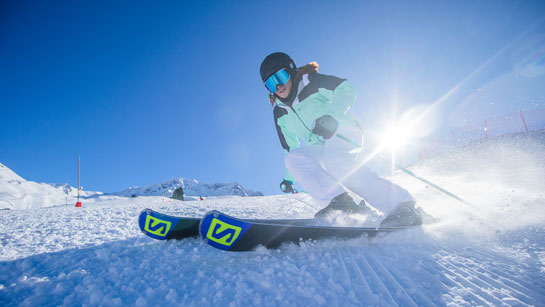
[{"x1": 277, "y1": 88, "x2": 287, "y2": 97}]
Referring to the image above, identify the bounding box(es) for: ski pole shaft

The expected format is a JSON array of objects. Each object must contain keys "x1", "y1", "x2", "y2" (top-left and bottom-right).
[
  {"x1": 383, "y1": 160, "x2": 466, "y2": 203},
  {"x1": 335, "y1": 133, "x2": 362, "y2": 149},
  {"x1": 335, "y1": 133, "x2": 472, "y2": 206}
]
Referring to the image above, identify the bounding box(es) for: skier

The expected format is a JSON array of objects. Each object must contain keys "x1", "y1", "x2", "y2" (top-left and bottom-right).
[{"x1": 260, "y1": 52, "x2": 425, "y2": 226}]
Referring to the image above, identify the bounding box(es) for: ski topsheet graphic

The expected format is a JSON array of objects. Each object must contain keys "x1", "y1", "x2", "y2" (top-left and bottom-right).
[
  {"x1": 199, "y1": 210, "x2": 406, "y2": 252},
  {"x1": 200, "y1": 210, "x2": 253, "y2": 250}
]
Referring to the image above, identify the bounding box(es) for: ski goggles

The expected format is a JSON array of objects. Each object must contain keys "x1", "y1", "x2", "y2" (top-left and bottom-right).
[{"x1": 264, "y1": 69, "x2": 290, "y2": 93}]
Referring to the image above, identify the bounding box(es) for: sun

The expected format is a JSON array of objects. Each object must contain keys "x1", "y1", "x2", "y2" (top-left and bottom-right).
[
  {"x1": 376, "y1": 105, "x2": 437, "y2": 153},
  {"x1": 380, "y1": 122, "x2": 412, "y2": 151}
]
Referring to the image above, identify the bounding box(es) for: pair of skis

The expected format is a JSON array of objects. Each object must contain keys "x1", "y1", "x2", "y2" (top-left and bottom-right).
[{"x1": 138, "y1": 209, "x2": 407, "y2": 252}]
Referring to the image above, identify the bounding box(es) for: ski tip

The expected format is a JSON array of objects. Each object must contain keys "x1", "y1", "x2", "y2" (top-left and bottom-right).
[
  {"x1": 138, "y1": 208, "x2": 178, "y2": 240},
  {"x1": 199, "y1": 210, "x2": 252, "y2": 251}
]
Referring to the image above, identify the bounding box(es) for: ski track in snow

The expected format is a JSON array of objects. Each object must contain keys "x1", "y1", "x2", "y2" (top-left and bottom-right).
[{"x1": 0, "y1": 194, "x2": 544, "y2": 306}]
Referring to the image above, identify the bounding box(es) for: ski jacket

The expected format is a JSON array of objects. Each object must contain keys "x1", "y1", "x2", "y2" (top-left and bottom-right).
[{"x1": 273, "y1": 72, "x2": 358, "y2": 181}]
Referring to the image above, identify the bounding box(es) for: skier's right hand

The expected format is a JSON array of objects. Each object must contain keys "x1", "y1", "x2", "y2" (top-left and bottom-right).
[
  {"x1": 280, "y1": 180, "x2": 294, "y2": 193},
  {"x1": 312, "y1": 115, "x2": 339, "y2": 139}
]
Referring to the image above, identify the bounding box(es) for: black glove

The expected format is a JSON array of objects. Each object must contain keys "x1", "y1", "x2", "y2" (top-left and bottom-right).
[
  {"x1": 312, "y1": 115, "x2": 339, "y2": 139},
  {"x1": 279, "y1": 180, "x2": 294, "y2": 193}
]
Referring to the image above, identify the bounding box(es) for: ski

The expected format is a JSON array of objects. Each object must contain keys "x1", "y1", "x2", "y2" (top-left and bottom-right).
[
  {"x1": 199, "y1": 210, "x2": 409, "y2": 252},
  {"x1": 139, "y1": 209, "x2": 200, "y2": 240},
  {"x1": 138, "y1": 209, "x2": 314, "y2": 241}
]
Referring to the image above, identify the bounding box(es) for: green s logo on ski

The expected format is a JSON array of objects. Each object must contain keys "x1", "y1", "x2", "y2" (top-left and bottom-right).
[
  {"x1": 206, "y1": 218, "x2": 241, "y2": 246},
  {"x1": 144, "y1": 215, "x2": 172, "y2": 237}
]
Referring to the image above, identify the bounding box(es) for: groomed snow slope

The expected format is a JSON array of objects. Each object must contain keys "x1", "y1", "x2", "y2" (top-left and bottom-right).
[{"x1": 1, "y1": 132, "x2": 544, "y2": 306}]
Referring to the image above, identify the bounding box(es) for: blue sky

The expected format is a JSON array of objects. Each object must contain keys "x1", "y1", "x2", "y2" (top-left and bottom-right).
[{"x1": 1, "y1": 0, "x2": 544, "y2": 195}]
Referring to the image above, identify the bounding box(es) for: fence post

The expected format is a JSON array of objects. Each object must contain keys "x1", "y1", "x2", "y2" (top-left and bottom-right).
[{"x1": 519, "y1": 109, "x2": 529, "y2": 132}]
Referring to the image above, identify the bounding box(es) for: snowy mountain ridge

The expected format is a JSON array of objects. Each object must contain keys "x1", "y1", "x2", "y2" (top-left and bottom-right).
[
  {"x1": 111, "y1": 177, "x2": 263, "y2": 198},
  {"x1": 47, "y1": 183, "x2": 103, "y2": 198},
  {"x1": 0, "y1": 163, "x2": 263, "y2": 210}
]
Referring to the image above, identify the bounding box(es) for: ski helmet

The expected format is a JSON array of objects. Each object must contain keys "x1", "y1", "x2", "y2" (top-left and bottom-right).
[{"x1": 260, "y1": 52, "x2": 297, "y2": 84}]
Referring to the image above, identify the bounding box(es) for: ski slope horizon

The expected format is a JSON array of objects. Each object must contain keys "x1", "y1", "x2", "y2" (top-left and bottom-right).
[
  {"x1": 0, "y1": 163, "x2": 263, "y2": 210},
  {"x1": 1, "y1": 132, "x2": 544, "y2": 305}
]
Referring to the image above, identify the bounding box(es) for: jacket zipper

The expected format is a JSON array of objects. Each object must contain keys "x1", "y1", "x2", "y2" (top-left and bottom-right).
[{"x1": 289, "y1": 105, "x2": 313, "y2": 133}]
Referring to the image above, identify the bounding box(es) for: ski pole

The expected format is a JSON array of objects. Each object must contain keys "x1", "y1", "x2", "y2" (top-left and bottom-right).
[{"x1": 335, "y1": 133, "x2": 473, "y2": 207}]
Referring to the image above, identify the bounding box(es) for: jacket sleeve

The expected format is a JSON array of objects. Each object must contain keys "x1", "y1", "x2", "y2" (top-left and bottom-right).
[
  {"x1": 328, "y1": 80, "x2": 357, "y2": 119},
  {"x1": 308, "y1": 73, "x2": 358, "y2": 120}
]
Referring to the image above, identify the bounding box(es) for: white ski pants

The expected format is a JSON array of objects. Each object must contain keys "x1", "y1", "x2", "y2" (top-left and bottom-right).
[{"x1": 285, "y1": 126, "x2": 414, "y2": 216}]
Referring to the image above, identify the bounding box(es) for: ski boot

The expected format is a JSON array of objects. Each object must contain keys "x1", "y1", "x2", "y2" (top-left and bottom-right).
[
  {"x1": 314, "y1": 192, "x2": 366, "y2": 218},
  {"x1": 379, "y1": 201, "x2": 435, "y2": 227}
]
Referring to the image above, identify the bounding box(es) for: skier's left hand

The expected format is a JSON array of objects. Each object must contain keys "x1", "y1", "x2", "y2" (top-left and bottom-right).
[
  {"x1": 312, "y1": 115, "x2": 338, "y2": 139},
  {"x1": 280, "y1": 180, "x2": 294, "y2": 193}
]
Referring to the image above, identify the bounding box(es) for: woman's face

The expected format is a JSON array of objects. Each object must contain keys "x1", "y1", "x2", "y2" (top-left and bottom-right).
[{"x1": 275, "y1": 78, "x2": 292, "y2": 99}]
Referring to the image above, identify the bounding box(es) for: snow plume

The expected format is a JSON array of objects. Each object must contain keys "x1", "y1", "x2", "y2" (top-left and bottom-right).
[{"x1": 391, "y1": 130, "x2": 545, "y2": 242}]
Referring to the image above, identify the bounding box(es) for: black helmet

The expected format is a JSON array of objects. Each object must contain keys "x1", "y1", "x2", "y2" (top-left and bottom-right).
[{"x1": 260, "y1": 52, "x2": 297, "y2": 83}]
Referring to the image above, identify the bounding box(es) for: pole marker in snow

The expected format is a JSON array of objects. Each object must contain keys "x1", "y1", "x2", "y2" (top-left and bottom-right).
[{"x1": 75, "y1": 155, "x2": 82, "y2": 207}]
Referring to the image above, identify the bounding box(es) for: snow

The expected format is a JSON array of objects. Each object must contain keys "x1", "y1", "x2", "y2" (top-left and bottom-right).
[{"x1": 1, "y1": 132, "x2": 545, "y2": 305}]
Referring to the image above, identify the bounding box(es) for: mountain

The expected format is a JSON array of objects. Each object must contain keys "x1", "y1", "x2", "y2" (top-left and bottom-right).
[
  {"x1": 0, "y1": 163, "x2": 77, "y2": 210},
  {"x1": 112, "y1": 178, "x2": 263, "y2": 198},
  {"x1": 47, "y1": 183, "x2": 103, "y2": 198}
]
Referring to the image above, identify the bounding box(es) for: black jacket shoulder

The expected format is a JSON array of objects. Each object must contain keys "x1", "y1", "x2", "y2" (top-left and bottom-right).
[{"x1": 298, "y1": 73, "x2": 346, "y2": 102}]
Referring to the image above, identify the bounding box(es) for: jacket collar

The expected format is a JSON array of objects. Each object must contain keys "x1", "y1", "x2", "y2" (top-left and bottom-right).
[{"x1": 276, "y1": 73, "x2": 308, "y2": 108}]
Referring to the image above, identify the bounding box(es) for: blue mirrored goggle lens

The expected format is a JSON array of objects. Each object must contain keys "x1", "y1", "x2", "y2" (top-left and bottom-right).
[{"x1": 264, "y1": 69, "x2": 290, "y2": 93}]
